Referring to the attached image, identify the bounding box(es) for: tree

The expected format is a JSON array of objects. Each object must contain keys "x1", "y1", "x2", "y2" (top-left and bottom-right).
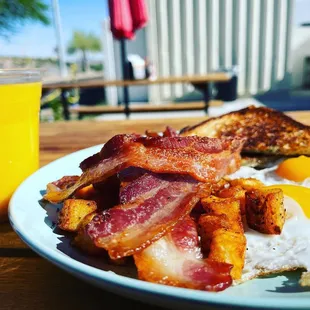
[
  {"x1": 67, "y1": 31, "x2": 101, "y2": 72},
  {"x1": 0, "y1": 0, "x2": 50, "y2": 38}
]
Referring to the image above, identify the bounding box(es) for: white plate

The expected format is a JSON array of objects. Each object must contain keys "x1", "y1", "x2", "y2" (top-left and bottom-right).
[{"x1": 9, "y1": 145, "x2": 310, "y2": 309}]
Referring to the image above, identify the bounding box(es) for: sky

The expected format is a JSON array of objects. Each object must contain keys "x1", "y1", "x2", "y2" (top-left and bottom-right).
[
  {"x1": 0, "y1": 0, "x2": 309, "y2": 59},
  {"x1": 0, "y1": 0, "x2": 109, "y2": 58}
]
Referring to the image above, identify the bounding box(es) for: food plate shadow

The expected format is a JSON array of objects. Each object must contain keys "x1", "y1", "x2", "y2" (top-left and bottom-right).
[
  {"x1": 265, "y1": 271, "x2": 310, "y2": 293},
  {"x1": 38, "y1": 197, "x2": 62, "y2": 233},
  {"x1": 56, "y1": 236, "x2": 138, "y2": 279}
]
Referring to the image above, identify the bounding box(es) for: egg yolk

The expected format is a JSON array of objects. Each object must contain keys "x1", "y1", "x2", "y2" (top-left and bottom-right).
[
  {"x1": 276, "y1": 156, "x2": 310, "y2": 182},
  {"x1": 267, "y1": 184, "x2": 310, "y2": 218}
]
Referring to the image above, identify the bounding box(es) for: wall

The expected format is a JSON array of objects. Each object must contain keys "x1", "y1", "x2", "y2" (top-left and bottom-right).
[
  {"x1": 107, "y1": 0, "x2": 296, "y2": 103},
  {"x1": 146, "y1": 0, "x2": 294, "y2": 101},
  {"x1": 291, "y1": 26, "x2": 310, "y2": 88}
]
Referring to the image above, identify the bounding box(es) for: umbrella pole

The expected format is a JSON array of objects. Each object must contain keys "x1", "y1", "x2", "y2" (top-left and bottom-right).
[{"x1": 120, "y1": 38, "x2": 130, "y2": 118}]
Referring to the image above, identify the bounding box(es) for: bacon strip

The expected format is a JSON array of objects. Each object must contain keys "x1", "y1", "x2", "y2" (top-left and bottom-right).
[
  {"x1": 163, "y1": 126, "x2": 178, "y2": 137},
  {"x1": 118, "y1": 167, "x2": 147, "y2": 194},
  {"x1": 86, "y1": 175, "x2": 201, "y2": 259},
  {"x1": 47, "y1": 175, "x2": 79, "y2": 192},
  {"x1": 118, "y1": 167, "x2": 147, "y2": 183},
  {"x1": 145, "y1": 126, "x2": 177, "y2": 138},
  {"x1": 134, "y1": 216, "x2": 232, "y2": 291},
  {"x1": 119, "y1": 172, "x2": 162, "y2": 204},
  {"x1": 44, "y1": 134, "x2": 244, "y2": 203}
]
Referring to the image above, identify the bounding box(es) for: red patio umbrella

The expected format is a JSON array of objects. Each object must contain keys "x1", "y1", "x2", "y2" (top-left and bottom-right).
[
  {"x1": 108, "y1": 0, "x2": 148, "y2": 117},
  {"x1": 108, "y1": 0, "x2": 135, "y2": 40},
  {"x1": 130, "y1": 0, "x2": 148, "y2": 31}
]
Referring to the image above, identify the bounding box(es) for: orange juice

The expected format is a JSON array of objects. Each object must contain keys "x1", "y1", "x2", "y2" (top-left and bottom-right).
[{"x1": 0, "y1": 74, "x2": 41, "y2": 220}]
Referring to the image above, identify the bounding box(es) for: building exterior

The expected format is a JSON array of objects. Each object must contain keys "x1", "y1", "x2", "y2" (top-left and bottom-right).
[
  {"x1": 291, "y1": 24, "x2": 310, "y2": 89},
  {"x1": 105, "y1": 0, "x2": 294, "y2": 105}
]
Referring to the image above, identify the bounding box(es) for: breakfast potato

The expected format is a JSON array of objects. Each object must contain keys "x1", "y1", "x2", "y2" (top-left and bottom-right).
[
  {"x1": 201, "y1": 196, "x2": 243, "y2": 233},
  {"x1": 58, "y1": 199, "x2": 97, "y2": 232},
  {"x1": 198, "y1": 214, "x2": 230, "y2": 254},
  {"x1": 198, "y1": 214, "x2": 246, "y2": 280},
  {"x1": 210, "y1": 178, "x2": 230, "y2": 196},
  {"x1": 208, "y1": 229, "x2": 246, "y2": 280},
  {"x1": 229, "y1": 178, "x2": 264, "y2": 190},
  {"x1": 72, "y1": 212, "x2": 102, "y2": 255},
  {"x1": 217, "y1": 185, "x2": 246, "y2": 215},
  {"x1": 212, "y1": 178, "x2": 264, "y2": 216},
  {"x1": 245, "y1": 188, "x2": 285, "y2": 234},
  {"x1": 199, "y1": 196, "x2": 246, "y2": 280}
]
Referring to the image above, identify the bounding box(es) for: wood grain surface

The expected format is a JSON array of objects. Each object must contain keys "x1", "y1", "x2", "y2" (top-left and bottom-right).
[{"x1": 1, "y1": 111, "x2": 310, "y2": 310}]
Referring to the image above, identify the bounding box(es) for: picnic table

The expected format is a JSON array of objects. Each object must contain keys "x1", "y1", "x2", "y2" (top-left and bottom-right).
[
  {"x1": 42, "y1": 73, "x2": 231, "y2": 120},
  {"x1": 2, "y1": 111, "x2": 310, "y2": 310}
]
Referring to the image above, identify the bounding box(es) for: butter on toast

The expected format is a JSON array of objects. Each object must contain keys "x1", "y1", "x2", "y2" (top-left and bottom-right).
[{"x1": 180, "y1": 106, "x2": 310, "y2": 156}]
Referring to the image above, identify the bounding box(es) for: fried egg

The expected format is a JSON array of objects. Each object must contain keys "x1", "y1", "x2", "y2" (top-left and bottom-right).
[
  {"x1": 276, "y1": 156, "x2": 310, "y2": 182},
  {"x1": 229, "y1": 165, "x2": 310, "y2": 284}
]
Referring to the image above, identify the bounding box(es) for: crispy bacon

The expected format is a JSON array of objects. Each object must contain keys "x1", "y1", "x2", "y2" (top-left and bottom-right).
[
  {"x1": 47, "y1": 175, "x2": 79, "y2": 191},
  {"x1": 145, "y1": 126, "x2": 178, "y2": 138},
  {"x1": 118, "y1": 167, "x2": 147, "y2": 183},
  {"x1": 119, "y1": 172, "x2": 162, "y2": 204},
  {"x1": 86, "y1": 175, "x2": 201, "y2": 259},
  {"x1": 79, "y1": 153, "x2": 102, "y2": 172},
  {"x1": 134, "y1": 216, "x2": 232, "y2": 291},
  {"x1": 44, "y1": 134, "x2": 244, "y2": 203},
  {"x1": 145, "y1": 130, "x2": 161, "y2": 138},
  {"x1": 163, "y1": 126, "x2": 178, "y2": 137}
]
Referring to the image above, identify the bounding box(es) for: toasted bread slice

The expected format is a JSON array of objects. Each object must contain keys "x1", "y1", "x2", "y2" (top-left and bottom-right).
[
  {"x1": 180, "y1": 106, "x2": 310, "y2": 156},
  {"x1": 240, "y1": 154, "x2": 282, "y2": 168}
]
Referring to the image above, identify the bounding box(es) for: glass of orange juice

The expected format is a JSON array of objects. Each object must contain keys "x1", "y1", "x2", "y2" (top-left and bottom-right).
[{"x1": 0, "y1": 69, "x2": 42, "y2": 221}]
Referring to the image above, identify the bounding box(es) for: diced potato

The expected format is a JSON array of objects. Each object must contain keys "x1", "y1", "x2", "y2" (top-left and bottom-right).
[
  {"x1": 208, "y1": 229, "x2": 246, "y2": 280},
  {"x1": 199, "y1": 196, "x2": 246, "y2": 280},
  {"x1": 72, "y1": 212, "x2": 102, "y2": 255},
  {"x1": 210, "y1": 179, "x2": 230, "y2": 196},
  {"x1": 58, "y1": 199, "x2": 97, "y2": 232},
  {"x1": 198, "y1": 214, "x2": 230, "y2": 255},
  {"x1": 229, "y1": 178, "x2": 264, "y2": 190},
  {"x1": 245, "y1": 188, "x2": 285, "y2": 234},
  {"x1": 201, "y1": 196, "x2": 243, "y2": 233},
  {"x1": 217, "y1": 185, "x2": 246, "y2": 215}
]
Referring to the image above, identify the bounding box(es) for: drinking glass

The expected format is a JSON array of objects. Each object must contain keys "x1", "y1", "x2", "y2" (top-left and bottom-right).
[{"x1": 0, "y1": 69, "x2": 42, "y2": 221}]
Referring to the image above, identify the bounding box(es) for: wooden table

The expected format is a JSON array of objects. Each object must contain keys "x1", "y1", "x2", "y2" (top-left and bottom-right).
[
  {"x1": 43, "y1": 73, "x2": 231, "y2": 89},
  {"x1": 42, "y1": 73, "x2": 232, "y2": 120},
  {"x1": 1, "y1": 111, "x2": 310, "y2": 310},
  {"x1": 70, "y1": 101, "x2": 223, "y2": 120}
]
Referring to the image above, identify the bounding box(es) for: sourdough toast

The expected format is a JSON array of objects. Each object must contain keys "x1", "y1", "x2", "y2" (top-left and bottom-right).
[
  {"x1": 180, "y1": 106, "x2": 310, "y2": 156},
  {"x1": 240, "y1": 155, "x2": 282, "y2": 169}
]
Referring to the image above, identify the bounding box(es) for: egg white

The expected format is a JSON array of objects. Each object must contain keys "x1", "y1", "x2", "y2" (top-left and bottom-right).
[
  {"x1": 229, "y1": 166, "x2": 310, "y2": 187},
  {"x1": 229, "y1": 166, "x2": 310, "y2": 284}
]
